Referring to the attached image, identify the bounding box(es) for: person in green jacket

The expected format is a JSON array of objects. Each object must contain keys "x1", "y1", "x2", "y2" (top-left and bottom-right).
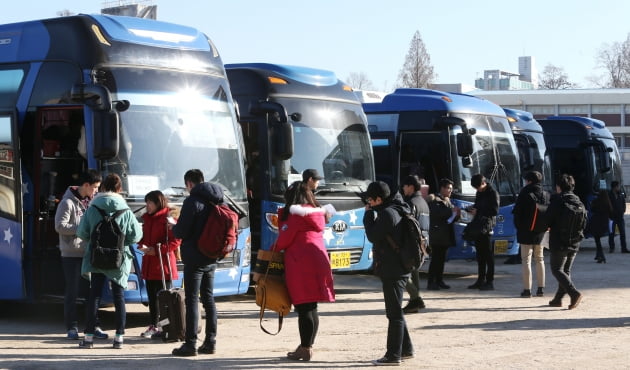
[{"x1": 76, "y1": 173, "x2": 142, "y2": 349}]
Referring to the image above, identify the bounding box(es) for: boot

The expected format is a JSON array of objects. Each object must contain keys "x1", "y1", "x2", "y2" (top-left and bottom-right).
[
  {"x1": 549, "y1": 291, "x2": 564, "y2": 307},
  {"x1": 287, "y1": 345, "x2": 313, "y2": 361},
  {"x1": 402, "y1": 298, "x2": 425, "y2": 314}
]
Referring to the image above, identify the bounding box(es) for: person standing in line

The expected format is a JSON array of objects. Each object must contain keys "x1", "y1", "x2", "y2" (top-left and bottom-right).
[
  {"x1": 467, "y1": 174, "x2": 499, "y2": 291},
  {"x1": 275, "y1": 181, "x2": 335, "y2": 361},
  {"x1": 426, "y1": 178, "x2": 460, "y2": 291},
  {"x1": 77, "y1": 173, "x2": 142, "y2": 349},
  {"x1": 137, "y1": 190, "x2": 181, "y2": 338},
  {"x1": 608, "y1": 180, "x2": 628, "y2": 253},
  {"x1": 54, "y1": 169, "x2": 109, "y2": 340},
  {"x1": 400, "y1": 175, "x2": 429, "y2": 313},
  {"x1": 302, "y1": 168, "x2": 323, "y2": 191},
  {"x1": 589, "y1": 189, "x2": 613, "y2": 263},
  {"x1": 512, "y1": 171, "x2": 549, "y2": 298},
  {"x1": 363, "y1": 181, "x2": 414, "y2": 366},
  {"x1": 547, "y1": 174, "x2": 586, "y2": 309},
  {"x1": 171, "y1": 169, "x2": 222, "y2": 357}
]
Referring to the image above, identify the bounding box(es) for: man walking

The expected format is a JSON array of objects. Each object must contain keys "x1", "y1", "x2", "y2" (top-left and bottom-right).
[
  {"x1": 467, "y1": 174, "x2": 499, "y2": 291},
  {"x1": 362, "y1": 181, "x2": 414, "y2": 365},
  {"x1": 547, "y1": 174, "x2": 586, "y2": 309},
  {"x1": 171, "y1": 169, "x2": 224, "y2": 356},
  {"x1": 608, "y1": 180, "x2": 628, "y2": 253}
]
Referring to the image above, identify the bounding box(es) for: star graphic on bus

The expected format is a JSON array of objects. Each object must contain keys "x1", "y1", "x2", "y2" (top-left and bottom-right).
[
  {"x1": 348, "y1": 211, "x2": 357, "y2": 225},
  {"x1": 4, "y1": 227, "x2": 13, "y2": 243},
  {"x1": 323, "y1": 228, "x2": 335, "y2": 245},
  {"x1": 228, "y1": 267, "x2": 237, "y2": 280}
]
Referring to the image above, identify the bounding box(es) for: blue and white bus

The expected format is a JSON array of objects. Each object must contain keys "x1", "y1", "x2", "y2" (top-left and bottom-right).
[
  {"x1": 225, "y1": 63, "x2": 375, "y2": 271},
  {"x1": 0, "y1": 14, "x2": 250, "y2": 303},
  {"x1": 363, "y1": 88, "x2": 521, "y2": 259},
  {"x1": 538, "y1": 116, "x2": 624, "y2": 206}
]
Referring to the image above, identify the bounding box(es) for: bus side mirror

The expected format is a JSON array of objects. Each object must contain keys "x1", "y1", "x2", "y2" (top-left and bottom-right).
[
  {"x1": 599, "y1": 148, "x2": 612, "y2": 173},
  {"x1": 72, "y1": 83, "x2": 113, "y2": 111},
  {"x1": 92, "y1": 110, "x2": 119, "y2": 159},
  {"x1": 456, "y1": 133, "x2": 474, "y2": 157},
  {"x1": 249, "y1": 101, "x2": 293, "y2": 160}
]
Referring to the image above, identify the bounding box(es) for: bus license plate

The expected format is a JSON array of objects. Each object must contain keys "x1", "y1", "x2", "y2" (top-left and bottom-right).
[
  {"x1": 330, "y1": 251, "x2": 351, "y2": 269},
  {"x1": 494, "y1": 240, "x2": 508, "y2": 255}
]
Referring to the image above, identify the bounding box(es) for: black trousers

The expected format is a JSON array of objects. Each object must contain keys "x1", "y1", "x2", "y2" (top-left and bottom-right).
[{"x1": 474, "y1": 233, "x2": 494, "y2": 283}]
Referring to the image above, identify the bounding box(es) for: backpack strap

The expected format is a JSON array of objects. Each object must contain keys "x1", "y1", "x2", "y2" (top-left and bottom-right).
[{"x1": 93, "y1": 205, "x2": 129, "y2": 219}]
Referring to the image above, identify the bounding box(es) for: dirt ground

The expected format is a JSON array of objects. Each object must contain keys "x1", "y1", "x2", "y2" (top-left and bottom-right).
[{"x1": 1, "y1": 234, "x2": 629, "y2": 370}]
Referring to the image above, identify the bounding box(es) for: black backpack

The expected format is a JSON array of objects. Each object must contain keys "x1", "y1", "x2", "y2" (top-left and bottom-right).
[
  {"x1": 528, "y1": 191, "x2": 551, "y2": 233},
  {"x1": 90, "y1": 206, "x2": 128, "y2": 269},
  {"x1": 387, "y1": 210, "x2": 429, "y2": 273},
  {"x1": 556, "y1": 195, "x2": 587, "y2": 245}
]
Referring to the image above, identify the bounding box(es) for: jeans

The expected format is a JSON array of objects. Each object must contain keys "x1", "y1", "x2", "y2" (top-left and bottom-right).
[
  {"x1": 474, "y1": 234, "x2": 494, "y2": 283},
  {"x1": 146, "y1": 279, "x2": 172, "y2": 326},
  {"x1": 183, "y1": 263, "x2": 217, "y2": 346},
  {"x1": 405, "y1": 266, "x2": 420, "y2": 300},
  {"x1": 427, "y1": 244, "x2": 448, "y2": 284},
  {"x1": 380, "y1": 276, "x2": 413, "y2": 359},
  {"x1": 609, "y1": 216, "x2": 626, "y2": 251},
  {"x1": 520, "y1": 244, "x2": 545, "y2": 290},
  {"x1": 62, "y1": 257, "x2": 90, "y2": 331},
  {"x1": 86, "y1": 273, "x2": 126, "y2": 335},
  {"x1": 549, "y1": 249, "x2": 580, "y2": 299},
  {"x1": 295, "y1": 302, "x2": 319, "y2": 347}
]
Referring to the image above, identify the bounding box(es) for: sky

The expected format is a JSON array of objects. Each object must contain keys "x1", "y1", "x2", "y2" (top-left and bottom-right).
[{"x1": 2, "y1": 0, "x2": 630, "y2": 91}]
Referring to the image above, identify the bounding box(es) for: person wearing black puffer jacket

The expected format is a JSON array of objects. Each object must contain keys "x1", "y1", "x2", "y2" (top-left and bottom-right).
[
  {"x1": 512, "y1": 171, "x2": 550, "y2": 298},
  {"x1": 547, "y1": 174, "x2": 586, "y2": 310},
  {"x1": 171, "y1": 169, "x2": 223, "y2": 357},
  {"x1": 363, "y1": 181, "x2": 414, "y2": 366}
]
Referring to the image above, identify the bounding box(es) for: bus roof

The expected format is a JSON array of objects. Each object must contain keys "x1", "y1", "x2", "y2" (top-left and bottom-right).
[
  {"x1": 538, "y1": 116, "x2": 613, "y2": 139},
  {"x1": 225, "y1": 63, "x2": 339, "y2": 86},
  {"x1": 362, "y1": 88, "x2": 506, "y2": 117},
  {"x1": 504, "y1": 108, "x2": 543, "y2": 132}
]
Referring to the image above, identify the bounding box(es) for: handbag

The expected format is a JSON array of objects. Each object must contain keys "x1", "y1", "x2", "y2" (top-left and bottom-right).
[
  {"x1": 462, "y1": 218, "x2": 483, "y2": 242},
  {"x1": 254, "y1": 243, "x2": 291, "y2": 335}
]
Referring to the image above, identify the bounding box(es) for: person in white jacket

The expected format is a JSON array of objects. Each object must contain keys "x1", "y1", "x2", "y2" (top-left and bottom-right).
[{"x1": 54, "y1": 169, "x2": 108, "y2": 340}]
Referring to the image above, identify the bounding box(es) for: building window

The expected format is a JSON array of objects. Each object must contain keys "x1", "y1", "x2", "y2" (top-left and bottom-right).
[
  {"x1": 526, "y1": 105, "x2": 555, "y2": 115},
  {"x1": 558, "y1": 105, "x2": 588, "y2": 115}
]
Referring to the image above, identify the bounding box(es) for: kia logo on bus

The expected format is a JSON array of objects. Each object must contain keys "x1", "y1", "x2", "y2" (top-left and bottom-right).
[{"x1": 331, "y1": 220, "x2": 348, "y2": 233}]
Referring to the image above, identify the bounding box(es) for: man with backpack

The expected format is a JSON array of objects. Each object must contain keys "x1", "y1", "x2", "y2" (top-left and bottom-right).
[
  {"x1": 171, "y1": 169, "x2": 224, "y2": 357},
  {"x1": 362, "y1": 181, "x2": 414, "y2": 365},
  {"x1": 547, "y1": 174, "x2": 587, "y2": 310},
  {"x1": 512, "y1": 171, "x2": 550, "y2": 298}
]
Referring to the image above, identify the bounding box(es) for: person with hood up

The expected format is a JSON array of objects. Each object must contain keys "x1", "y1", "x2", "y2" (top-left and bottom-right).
[
  {"x1": 171, "y1": 169, "x2": 223, "y2": 357},
  {"x1": 275, "y1": 180, "x2": 335, "y2": 362},
  {"x1": 77, "y1": 173, "x2": 142, "y2": 349},
  {"x1": 363, "y1": 181, "x2": 414, "y2": 366}
]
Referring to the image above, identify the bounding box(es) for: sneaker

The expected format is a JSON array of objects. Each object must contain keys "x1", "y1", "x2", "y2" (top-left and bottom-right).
[
  {"x1": 401, "y1": 352, "x2": 414, "y2": 360},
  {"x1": 94, "y1": 327, "x2": 109, "y2": 340},
  {"x1": 520, "y1": 289, "x2": 532, "y2": 298},
  {"x1": 479, "y1": 282, "x2": 494, "y2": 291},
  {"x1": 113, "y1": 340, "x2": 123, "y2": 349},
  {"x1": 172, "y1": 343, "x2": 197, "y2": 357},
  {"x1": 549, "y1": 299, "x2": 563, "y2": 307},
  {"x1": 536, "y1": 287, "x2": 544, "y2": 297},
  {"x1": 141, "y1": 325, "x2": 159, "y2": 338},
  {"x1": 151, "y1": 330, "x2": 163, "y2": 339},
  {"x1": 67, "y1": 328, "x2": 79, "y2": 340},
  {"x1": 198, "y1": 341, "x2": 216, "y2": 354},
  {"x1": 467, "y1": 282, "x2": 482, "y2": 289},
  {"x1": 372, "y1": 356, "x2": 401, "y2": 366},
  {"x1": 437, "y1": 281, "x2": 451, "y2": 289},
  {"x1": 402, "y1": 298, "x2": 425, "y2": 314},
  {"x1": 78, "y1": 340, "x2": 93, "y2": 349}
]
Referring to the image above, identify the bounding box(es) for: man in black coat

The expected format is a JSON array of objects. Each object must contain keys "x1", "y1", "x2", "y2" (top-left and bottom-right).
[
  {"x1": 608, "y1": 180, "x2": 628, "y2": 253},
  {"x1": 467, "y1": 174, "x2": 499, "y2": 291},
  {"x1": 363, "y1": 181, "x2": 414, "y2": 365},
  {"x1": 512, "y1": 171, "x2": 549, "y2": 298},
  {"x1": 401, "y1": 175, "x2": 429, "y2": 313},
  {"x1": 547, "y1": 174, "x2": 586, "y2": 309}
]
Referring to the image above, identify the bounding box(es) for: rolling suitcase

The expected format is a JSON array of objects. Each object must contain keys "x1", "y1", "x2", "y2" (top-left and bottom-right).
[{"x1": 156, "y1": 243, "x2": 186, "y2": 342}]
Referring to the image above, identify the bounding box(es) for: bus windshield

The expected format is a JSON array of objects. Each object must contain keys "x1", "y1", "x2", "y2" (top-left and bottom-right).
[
  {"x1": 453, "y1": 113, "x2": 520, "y2": 198},
  {"x1": 99, "y1": 67, "x2": 245, "y2": 200},
  {"x1": 597, "y1": 137, "x2": 623, "y2": 191},
  {"x1": 272, "y1": 97, "x2": 374, "y2": 194}
]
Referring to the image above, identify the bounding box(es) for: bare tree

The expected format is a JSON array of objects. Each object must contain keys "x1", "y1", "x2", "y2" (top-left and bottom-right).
[
  {"x1": 538, "y1": 64, "x2": 578, "y2": 89},
  {"x1": 596, "y1": 34, "x2": 630, "y2": 88},
  {"x1": 57, "y1": 9, "x2": 74, "y2": 17},
  {"x1": 345, "y1": 72, "x2": 374, "y2": 90},
  {"x1": 397, "y1": 30, "x2": 436, "y2": 88}
]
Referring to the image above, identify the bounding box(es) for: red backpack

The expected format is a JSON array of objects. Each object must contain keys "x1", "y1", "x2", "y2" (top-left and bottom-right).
[{"x1": 197, "y1": 203, "x2": 239, "y2": 260}]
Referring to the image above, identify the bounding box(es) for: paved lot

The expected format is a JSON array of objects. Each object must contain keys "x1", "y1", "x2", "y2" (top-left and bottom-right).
[{"x1": 1, "y1": 235, "x2": 629, "y2": 369}]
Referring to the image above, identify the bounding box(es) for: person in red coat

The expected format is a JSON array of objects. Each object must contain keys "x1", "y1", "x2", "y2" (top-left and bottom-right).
[
  {"x1": 276, "y1": 181, "x2": 335, "y2": 362},
  {"x1": 137, "y1": 190, "x2": 181, "y2": 338}
]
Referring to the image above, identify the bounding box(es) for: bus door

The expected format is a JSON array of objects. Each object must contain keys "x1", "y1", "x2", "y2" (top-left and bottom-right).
[
  {"x1": 370, "y1": 132, "x2": 397, "y2": 189},
  {"x1": 31, "y1": 106, "x2": 87, "y2": 299},
  {"x1": 0, "y1": 112, "x2": 24, "y2": 299},
  {"x1": 399, "y1": 131, "x2": 449, "y2": 195}
]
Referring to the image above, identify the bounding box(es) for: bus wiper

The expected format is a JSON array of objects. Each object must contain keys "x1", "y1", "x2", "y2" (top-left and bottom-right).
[
  {"x1": 314, "y1": 187, "x2": 346, "y2": 195},
  {"x1": 162, "y1": 186, "x2": 188, "y2": 199}
]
